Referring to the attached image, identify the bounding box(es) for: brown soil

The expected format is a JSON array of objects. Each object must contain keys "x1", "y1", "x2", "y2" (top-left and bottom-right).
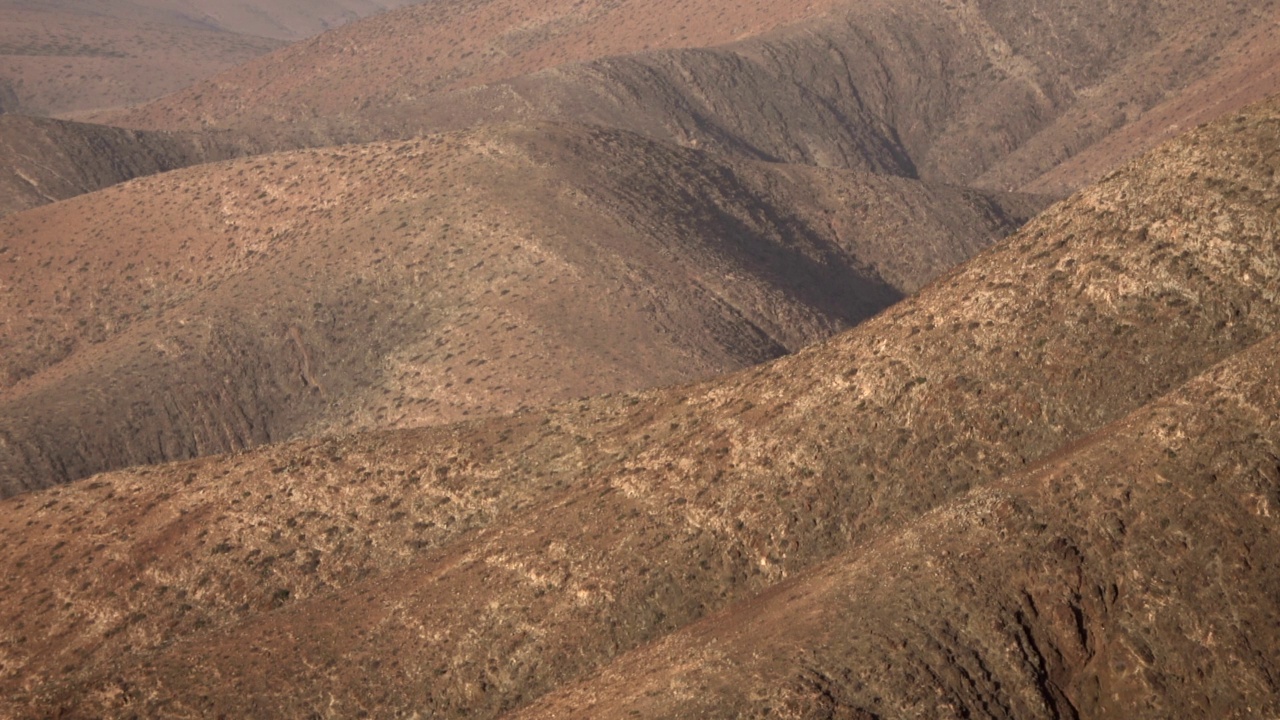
[
  {"x1": 93, "y1": 0, "x2": 845, "y2": 131},
  {"x1": 101, "y1": 0, "x2": 1280, "y2": 196},
  {"x1": 1, "y1": 92, "x2": 1276, "y2": 719},
  {"x1": 0, "y1": 115, "x2": 261, "y2": 216},
  {"x1": 24, "y1": 0, "x2": 437, "y2": 40},
  {"x1": 517, "y1": 331, "x2": 1280, "y2": 719},
  {"x1": 0, "y1": 122, "x2": 1043, "y2": 494},
  {"x1": 0, "y1": 5, "x2": 283, "y2": 117}
]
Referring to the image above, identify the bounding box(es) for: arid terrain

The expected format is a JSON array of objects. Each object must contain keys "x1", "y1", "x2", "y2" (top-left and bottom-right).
[
  {"x1": 0, "y1": 122, "x2": 1043, "y2": 493},
  {"x1": 0, "y1": 0, "x2": 1278, "y2": 717},
  {"x1": 0, "y1": 114, "x2": 261, "y2": 216},
  {"x1": 20, "y1": 0, "x2": 436, "y2": 40},
  {"x1": 0, "y1": 0, "x2": 429, "y2": 117},
  {"x1": 0, "y1": 3, "x2": 282, "y2": 117},
  {"x1": 99, "y1": 0, "x2": 1280, "y2": 193},
  {"x1": 11, "y1": 0, "x2": 1275, "y2": 216},
  {"x1": 2, "y1": 91, "x2": 1279, "y2": 718}
]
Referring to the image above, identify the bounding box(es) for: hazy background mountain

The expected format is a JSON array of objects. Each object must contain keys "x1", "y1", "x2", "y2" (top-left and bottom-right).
[
  {"x1": 0, "y1": 3, "x2": 282, "y2": 117},
  {"x1": 0, "y1": 0, "x2": 431, "y2": 117},
  {"x1": 7, "y1": 0, "x2": 434, "y2": 40}
]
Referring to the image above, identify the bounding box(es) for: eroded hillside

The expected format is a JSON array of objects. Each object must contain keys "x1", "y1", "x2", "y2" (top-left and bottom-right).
[
  {"x1": 1, "y1": 92, "x2": 1276, "y2": 719},
  {"x1": 0, "y1": 115, "x2": 260, "y2": 216},
  {"x1": 517, "y1": 331, "x2": 1280, "y2": 719},
  {"x1": 0, "y1": 122, "x2": 1042, "y2": 494},
  {"x1": 104, "y1": 0, "x2": 1280, "y2": 194},
  {"x1": 15, "y1": 0, "x2": 1277, "y2": 216}
]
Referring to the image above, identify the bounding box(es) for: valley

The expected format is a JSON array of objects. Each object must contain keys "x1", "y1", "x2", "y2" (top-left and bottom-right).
[{"x1": 0, "y1": 0, "x2": 1277, "y2": 717}]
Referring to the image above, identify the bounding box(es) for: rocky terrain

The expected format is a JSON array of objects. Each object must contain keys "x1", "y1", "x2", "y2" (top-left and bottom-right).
[
  {"x1": 0, "y1": 115, "x2": 260, "y2": 215},
  {"x1": 2, "y1": 0, "x2": 1279, "y2": 716},
  {"x1": 20, "y1": 0, "x2": 434, "y2": 40},
  {"x1": 518, "y1": 332, "x2": 1280, "y2": 718},
  {"x1": 10, "y1": 0, "x2": 1278, "y2": 216},
  {"x1": 0, "y1": 122, "x2": 1042, "y2": 493},
  {"x1": 0, "y1": 89, "x2": 1276, "y2": 718},
  {"x1": 101, "y1": 0, "x2": 1280, "y2": 195},
  {"x1": 0, "y1": 3, "x2": 282, "y2": 117}
]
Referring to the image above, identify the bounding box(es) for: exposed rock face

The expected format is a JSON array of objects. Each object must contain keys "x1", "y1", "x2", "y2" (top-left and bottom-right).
[{"x1": 0, "y1": 93, "x2": 1276, "y2": 719}]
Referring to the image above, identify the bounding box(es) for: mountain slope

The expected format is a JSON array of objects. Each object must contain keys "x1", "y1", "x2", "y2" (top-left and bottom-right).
[
  {"x1": 94, "y1": 0, "x2": 843, "y2": 131},
  {"x1": 8, "y1": 0, "x2": 433, "y2": 41},
  {"x1": 516, "y1": 331, "x2": 1280, "y2": 719},
  {"x1": 1022, "y1": 10, "x2": 1280, "y2": 195},
  {"x1": 1, "y1": 93, "x2": 1276, "y2": 718},
  {"x1": 105, "y1": 0, "x2": 1280, "y2": 194},
  {"x1": 0, "y1": 115, "x2": 260, "y2": 216},
  {"x1": 0, "y1": 5, "x2": 283, "y2": 116},
  {"x1": 0, "y1": 122, "x2": 1042, "y2": 494}
]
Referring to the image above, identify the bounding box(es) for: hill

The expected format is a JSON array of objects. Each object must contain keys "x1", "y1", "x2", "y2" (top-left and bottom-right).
[
  {"x1": 0, "y1": 122, "x2": 1042, "y2": 494},
  {"x1": 15, "y1": 0, "x2": 433, "y2": 41},
  {"x1": 93, "y1": 0, "x2": 842, "y2": 131},
  {"x1": 1, "y1": 92, "x2": 1276, "y2": 718},
  {"x1": 516, "y1": 330, "x2": 1280, "y2": 718},
  {"x1": 0, "y1": 115, "x2": 260, "y2": 216},
  {"x1": 1022, "y1": 10, "x2": 1280, "y2": 195},
  {"x1": 26, "y1": 0, "x2": 1275, "y2": 215},
  {"x1": 0, "y1": 4, "x2": 283, "y2": 117},
  {"x1": 104, "y1": 0, "x2": 1280, "y2": 194}
]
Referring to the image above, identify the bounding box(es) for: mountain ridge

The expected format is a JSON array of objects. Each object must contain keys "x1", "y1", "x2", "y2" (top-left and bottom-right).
[
  {"x1": 0, "y1": 121, "x2": 1043, "y2": 494},
  {"x1": 515, "y1": 329, "x2": 1280, "y2": 718},
  {"x1": 0, "y1": 114, "x2": 261, "y2": 216},
  {"x1": 1, "y1": 92, "x2": 1276, "y2": 718},
  {"x1": 100, "y1": 0, "x2": 1280, "y2": 195}
]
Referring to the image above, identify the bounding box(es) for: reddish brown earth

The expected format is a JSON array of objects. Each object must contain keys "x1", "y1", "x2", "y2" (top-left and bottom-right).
[
  {"x1": 0, "y1": 115, "x2": 260, "y2": 216},
  {"x1": 101, "y1": 0, "x2": 1280, "y2": 196},
  {"x1": 0, "y1": 0, "x2": 435, "y2": 118},
  {"x1": 0, "y1": 91, "x2": 1276, "y2": 719},
  {"x1": 2, "y1": 1, "x2": 1279, "y2": 716},
  {"x1": 23, "y1": 0, "x2": 435, "y2": 40},
  {"x1": 10, "y1": 0, "x2": 1277, "y2": 216},
  {"x1": 93, "y1": 0, "x2": 845, "y2": 131},
  {"x1": 0, "y1": 122, "x2": 1043, "y2": 494},
  {"x1": 0, "y1": 4, "x2": 282, "y2": 117},
  {"x1": 516, "y1": 333, "x2": 1280, "y2": 719},
  {"x1": 1022, "y1": 6, "x2": 1280, "y2": 195}
]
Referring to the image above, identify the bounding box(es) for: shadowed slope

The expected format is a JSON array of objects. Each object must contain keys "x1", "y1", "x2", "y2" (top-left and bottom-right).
[
  {"x1": 0, "y1": 115, "x2": 260, "y2": 216},
  {"x1": 0, "y1": 122, "x2": 1041, "y2": 493},
  {"x1": 106, "y1": 0, "x2": 1280, "y2": 194},
  {"x1": 1, "y1": 94, "x2": 1276, "y2": 718},
  {"x1": 96, "y1": 0, "x2": 844, "y2": 131}
]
